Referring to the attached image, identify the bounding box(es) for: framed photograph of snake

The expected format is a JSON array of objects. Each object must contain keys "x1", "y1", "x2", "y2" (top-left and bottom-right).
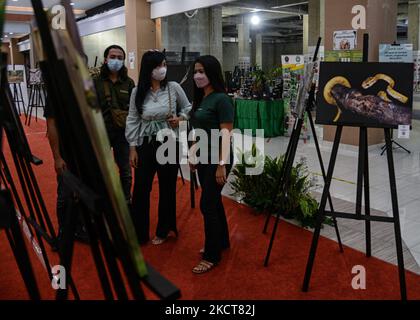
[{"x1": 316, "y1": 62, "x2": 414, "y2": 128}]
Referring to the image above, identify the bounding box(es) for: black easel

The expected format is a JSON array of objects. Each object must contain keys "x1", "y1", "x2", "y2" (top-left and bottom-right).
[
  {"x1": 11, "y1": 81, "x2": 27, "y2": 117},
  {"x1": 263, "y1": 38, "x2": 343, "y2": 267},
  {"x1": 25, "y1": 83, "x2": 46, "y2": 126},
  {"x1": 379, "y1": 42, "x2": 411, "y2": 156},
  {"x1": 56, "y1": 170, "x2": 180, "y2": 300},
  {"x1": 31, "y1": 0, "x2": 181, "y2": 300},
  {"x1": 0, "y1": 190, "x2": 41, "y2": 300},
  {"x1": 380, "y1": 129, "x2": 411, "y2": 156},
  {"x1": 302, "y1": 34, "x2": 407, "y2": 300}
]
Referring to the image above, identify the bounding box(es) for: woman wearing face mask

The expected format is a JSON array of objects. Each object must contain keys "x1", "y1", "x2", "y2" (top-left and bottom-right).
[
  {"x1": 189, "y1": 55, "x2": 234, "y2": 274},
  {"x1": 95, "y1": 45, "x2": 135, "y2": 203},
  {"x1": 126, "y1": 51, "x2": 192, "y2": 245}
]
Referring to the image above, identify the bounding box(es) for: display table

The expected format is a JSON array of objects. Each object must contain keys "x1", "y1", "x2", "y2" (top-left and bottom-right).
[{"x1": 234, "y1": 99, "x2": 285, "y2": 137}]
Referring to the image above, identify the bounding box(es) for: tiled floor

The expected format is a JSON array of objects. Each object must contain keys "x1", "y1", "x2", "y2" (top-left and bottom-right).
[{"x1": 215, "y1": 116, "x2": 420, "y2": 271}]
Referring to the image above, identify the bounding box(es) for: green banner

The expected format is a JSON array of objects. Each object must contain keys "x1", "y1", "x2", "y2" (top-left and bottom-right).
[{"x1": 324, "y1": 50, "x2": 363, "y2": 62}]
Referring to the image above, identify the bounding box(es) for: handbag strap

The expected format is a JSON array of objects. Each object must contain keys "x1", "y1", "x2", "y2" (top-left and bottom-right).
[{"x1": 167, "y1": 82, "x2": 173, "y2": 118}]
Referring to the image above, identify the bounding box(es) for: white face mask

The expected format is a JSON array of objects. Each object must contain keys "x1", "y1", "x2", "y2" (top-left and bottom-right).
[
  {"x1": 194, "y1": 73, "x2": 210, "y2": 89},
  {"x1": 152, "y1": 67, "x2": 167, "y2": 81}
]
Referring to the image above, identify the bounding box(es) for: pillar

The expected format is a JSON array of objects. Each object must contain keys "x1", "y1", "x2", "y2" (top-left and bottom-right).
[
  {"x1": 9, "y1": 38, "x2": 24, "y2": 66},
  {"x1": 255, "y1": 34, "x2": 263, "y2": 68},
  {"x1": 237, "y1": 23, "x2": 250, "y2": 68},
  {"x1": 308, "y1": 0, "x2": 325, "y2": 47},
  {"x1": 1, "y1": 42, "x2": 11, "y2": 65},
  {"x1": 125, "y1": 0, "x2": 159, "y2": 81},
  {"x1": 408, "y1": 2, "x2": 420, "y2": 51},
  {"x1": 161, "y1": 7, "x2": 223, "y2": 63},
  {"x1": 366, "y1": 0, "x2": 398, "y2": 61},
  {"x1": 209, "y1": 6, "x2": 223, "y2": 64},
  {"x1": 303, "y1": 14, "x2": 309, "y2": 54},
  {"x1": 323, "y1": 0, "x2": 398, "y2": 146}
]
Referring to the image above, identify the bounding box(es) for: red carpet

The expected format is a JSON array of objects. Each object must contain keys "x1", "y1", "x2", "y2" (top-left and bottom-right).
[{"x1": 1, "y1": 117, "x2": 420, "y2": 300}]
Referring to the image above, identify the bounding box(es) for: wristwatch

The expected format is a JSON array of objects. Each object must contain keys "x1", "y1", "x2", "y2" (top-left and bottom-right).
[{"x1": 219, "y1": 160, "x2": 226, "y2": 167}]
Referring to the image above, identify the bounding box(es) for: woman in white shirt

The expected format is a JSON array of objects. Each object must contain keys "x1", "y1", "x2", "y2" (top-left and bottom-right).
[{"x1": 126, "y1": 51, "x2": 192, "y2": 245}]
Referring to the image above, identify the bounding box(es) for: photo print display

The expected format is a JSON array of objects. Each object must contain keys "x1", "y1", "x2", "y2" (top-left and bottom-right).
[{"x1": 316, "y1": 62, "x2": 414, "y2": 128}]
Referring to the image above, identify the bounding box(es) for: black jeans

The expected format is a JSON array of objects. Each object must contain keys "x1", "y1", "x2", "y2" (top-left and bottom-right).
[
  {"x1": 108, "y1": 128, "x2": 132, "y2": 202},
  {"x1": 131, "y1": 138, "x2": 179, "y2": 243},
  {"x1": 197, "y1": 163, "x2": 232, "y2": 264}
]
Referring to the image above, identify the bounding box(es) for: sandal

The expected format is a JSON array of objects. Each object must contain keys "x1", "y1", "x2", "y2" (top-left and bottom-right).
[
  {"x1": 151, "y1": 236, "x2": 167, "y2": 245},
  {"x1": 192, "y1": 260, "x2": 215, "y2": 274}
]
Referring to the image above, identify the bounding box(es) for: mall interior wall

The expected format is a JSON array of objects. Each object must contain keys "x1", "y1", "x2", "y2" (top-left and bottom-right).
[
  {"x1": 82, "y1": 27, "x2": 127, "y2": 67},
  {"x1": 223, "y1": 40, "x2": 303, "y2": 73},
  {"x1": 408, "y1": 1, "x2": 420, "y2": 51},
  {"x1": 1, "y1": 43, "x2": 11, "y2": 65},
  {"x1": 160, "y1": 6, "x2": 223, "y2": 64}
]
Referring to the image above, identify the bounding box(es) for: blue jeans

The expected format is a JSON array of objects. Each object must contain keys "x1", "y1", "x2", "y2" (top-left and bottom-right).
[{"x1": 108, "y1": 128, "x2": 132, "y2": 201}]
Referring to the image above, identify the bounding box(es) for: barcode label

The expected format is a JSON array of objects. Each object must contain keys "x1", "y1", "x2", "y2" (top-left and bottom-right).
[{"x1": 398, "y1": 125, "x2": 410, "y2": 139}]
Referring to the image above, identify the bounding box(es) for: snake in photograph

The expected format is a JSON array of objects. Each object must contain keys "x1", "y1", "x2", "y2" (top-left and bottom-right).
[
  {"x1": 323, "y1": 75, "x2": 411, "y2": 125},
  {"x1": 362, "y1": 73, "x2": 408, "y2": 104},
  {"x1": 323, "y1": 76, "x2": 351, "y2": 122}
]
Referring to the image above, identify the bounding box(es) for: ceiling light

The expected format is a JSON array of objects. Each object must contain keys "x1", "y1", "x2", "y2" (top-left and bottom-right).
[
  {"x1": 70, "y1": 2, "x2": 75, "y2": 5},
  {"x1": 251, "y1": 15, "x2": 260, "y2": 25}
]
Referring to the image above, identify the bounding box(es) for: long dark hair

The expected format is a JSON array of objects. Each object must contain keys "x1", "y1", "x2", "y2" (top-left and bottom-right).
[
  {"x1": 100, "y1": 45, "x2": 128, "y2": 80},
  {"x1": 135, "y1": 51, "x2": 168, "y2": 114},
  {"x1": 192, "y1": 55, "x2": 226, "y2": 111}
]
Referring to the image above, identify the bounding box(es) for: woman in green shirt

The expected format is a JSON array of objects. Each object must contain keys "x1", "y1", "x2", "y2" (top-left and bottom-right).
[{"x1": 189, "y1": 55, "x2": 234, "y2": 274}]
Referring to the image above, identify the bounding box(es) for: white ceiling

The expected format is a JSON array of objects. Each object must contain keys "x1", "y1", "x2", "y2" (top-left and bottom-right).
[
  {"x1": 2, "y1": 0, "x2": 113, "y2": 40},
  {"x1": 6, "y1": 0, "x2": 112, "y2": 11}
]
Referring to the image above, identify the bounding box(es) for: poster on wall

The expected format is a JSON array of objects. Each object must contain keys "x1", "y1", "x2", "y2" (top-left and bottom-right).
[
  {"x1": 379, "y1": 44, "x2": 413, "y2": 63},
  {"x1": 333, "y1": 30, "x2": 357, "y2": 51},
  {"x1": 128, "y1": 52, "x2": 136, "y2": 70},
  {"x1": 316, "y1": 62, "x2": 414, "y2": 128}
]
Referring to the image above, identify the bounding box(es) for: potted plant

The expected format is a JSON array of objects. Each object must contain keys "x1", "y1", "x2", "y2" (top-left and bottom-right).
[{"x1": 230, "y1": 145, "x2": 331, "y2": 229}]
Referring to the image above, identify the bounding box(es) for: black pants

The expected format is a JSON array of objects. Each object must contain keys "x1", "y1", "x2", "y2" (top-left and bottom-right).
[
  {"x1": 108, "y1": 128, "x2": 132, "y2": 202},
  {"x1": 197, "y1": 163, "x2": 232, "y2": 263},
  {"x1": 131, "y1": 138, "x2": 179, "y2": 243}
]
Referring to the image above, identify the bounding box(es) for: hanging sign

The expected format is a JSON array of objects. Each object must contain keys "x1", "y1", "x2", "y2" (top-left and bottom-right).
[{"x1": 379, "y1": 44, "x2": 413, "y2": 63}]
